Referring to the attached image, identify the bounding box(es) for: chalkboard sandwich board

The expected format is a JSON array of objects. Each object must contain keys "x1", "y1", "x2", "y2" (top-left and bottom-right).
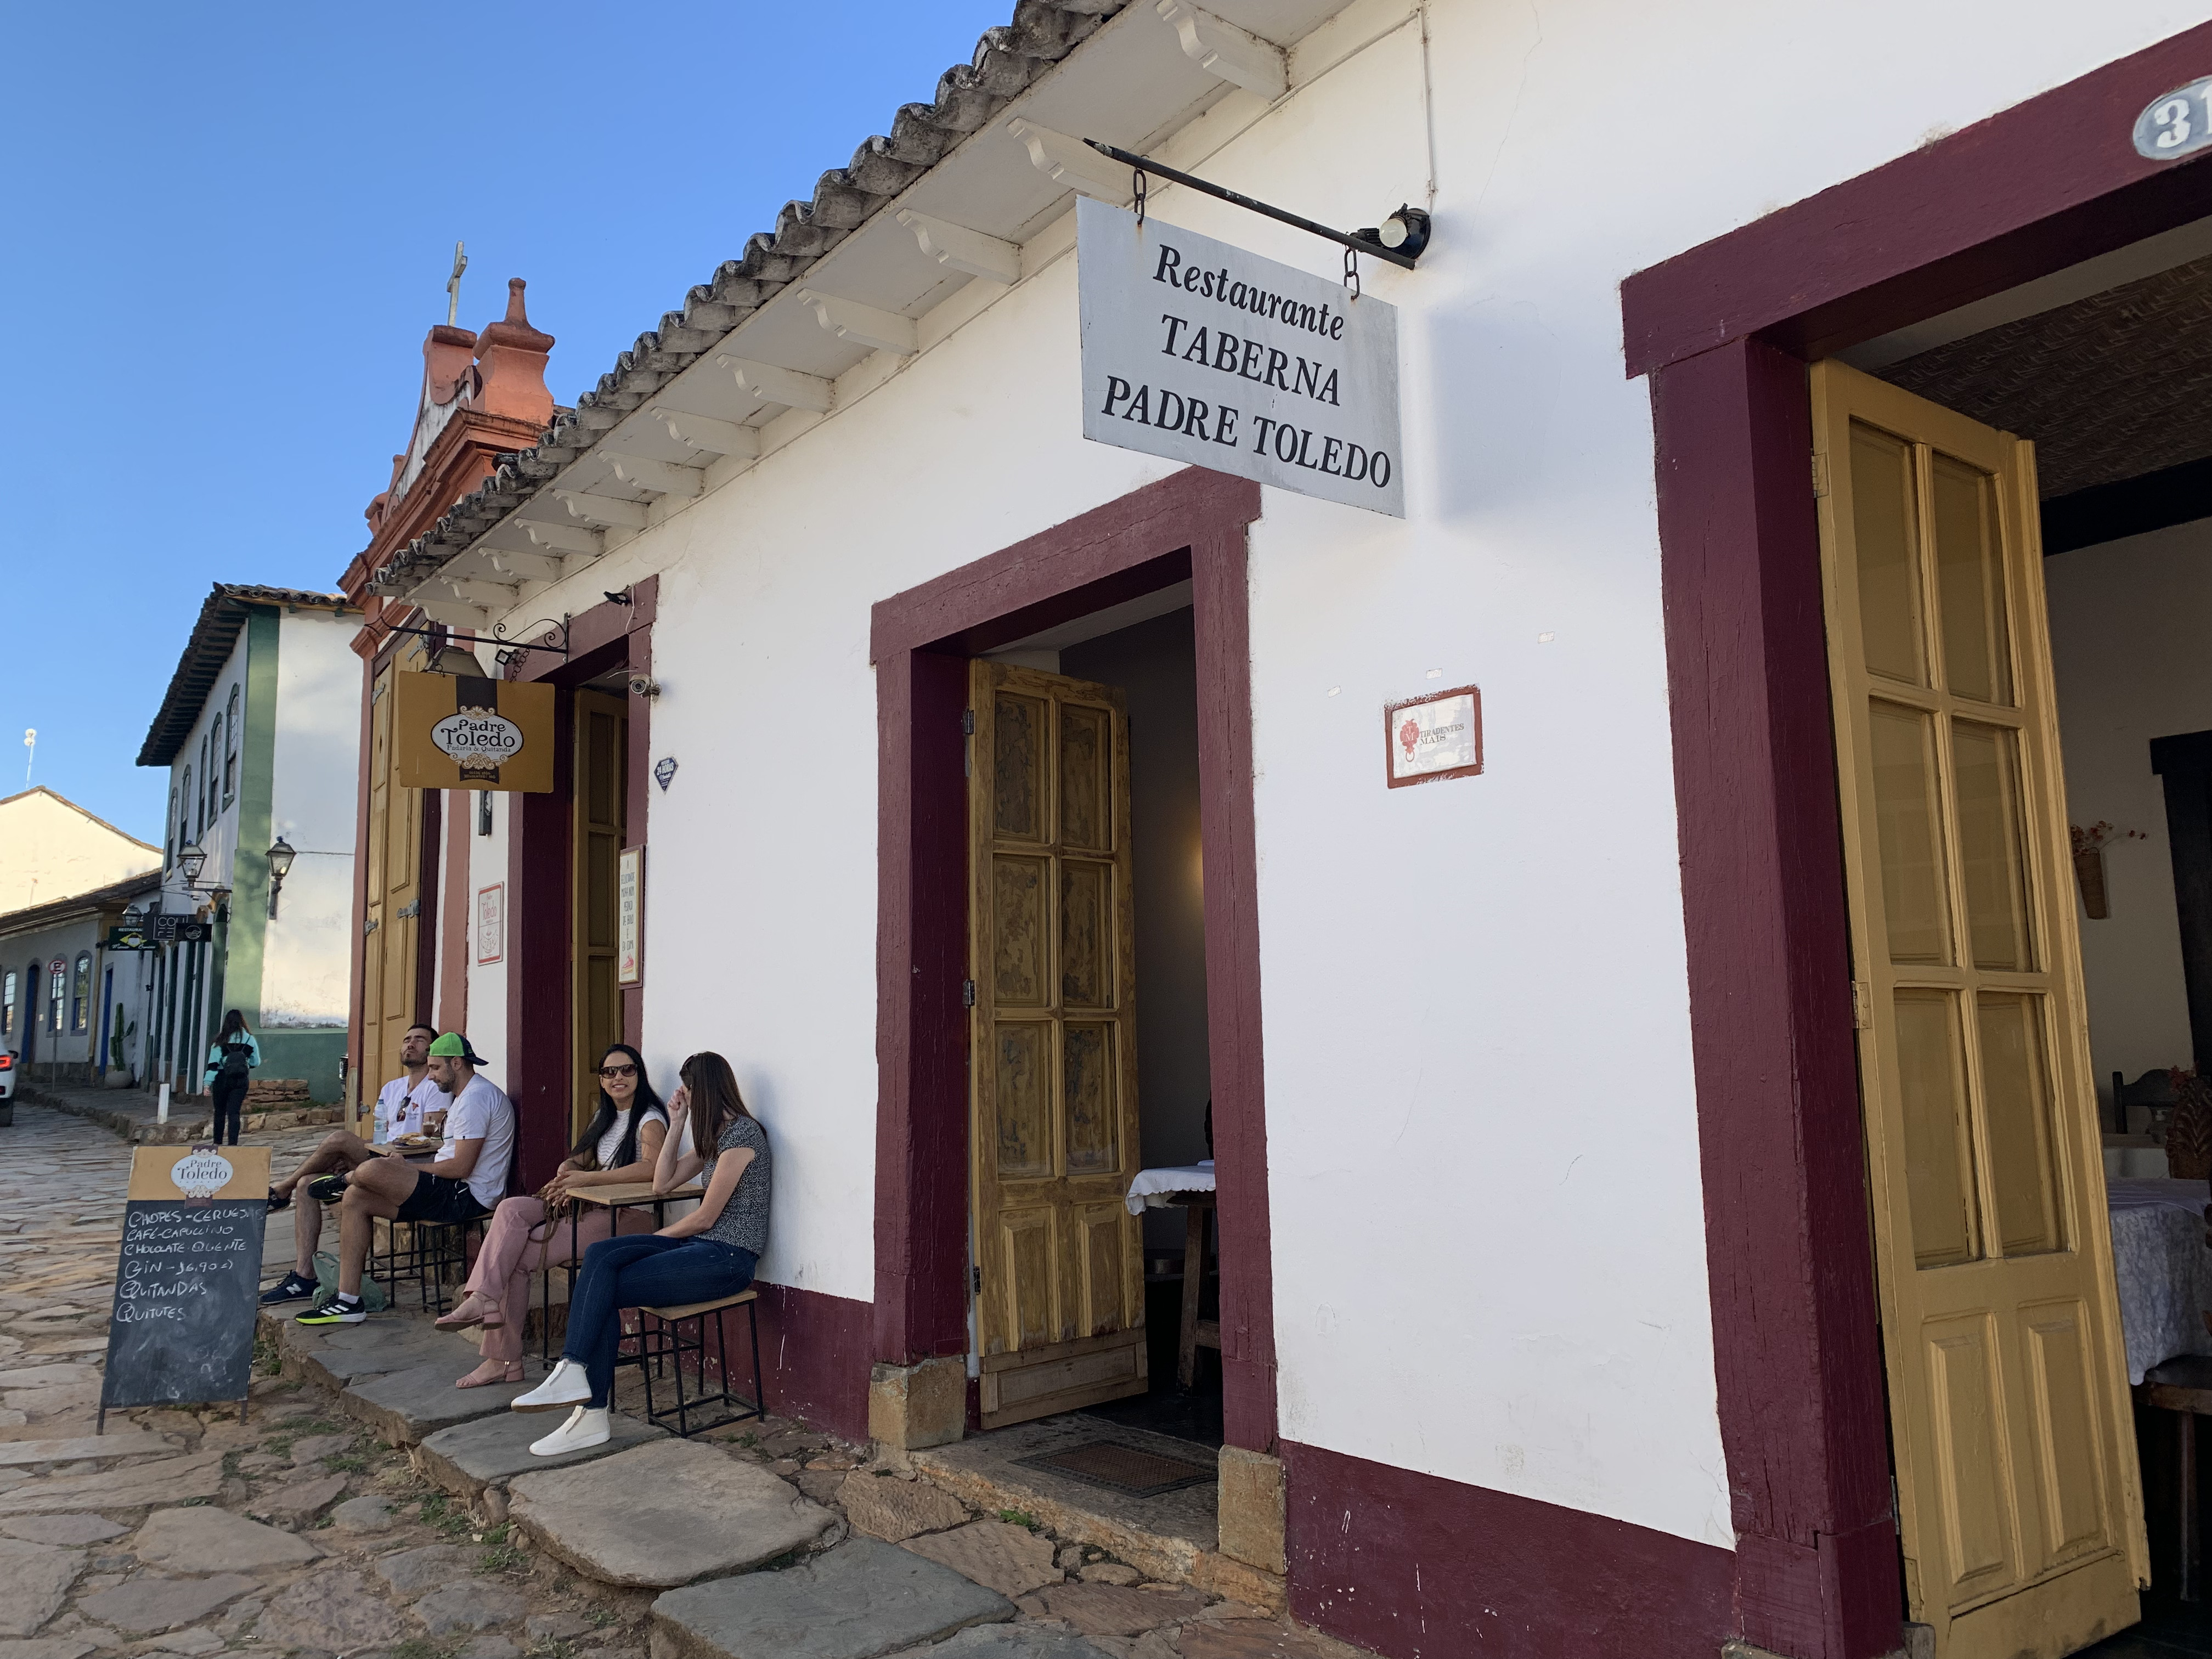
[{"x1": 99, "y1": 1144, "x2": 271, "y2": 1432}]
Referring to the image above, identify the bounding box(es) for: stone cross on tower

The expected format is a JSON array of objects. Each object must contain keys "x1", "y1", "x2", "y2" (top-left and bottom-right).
[{"x1": 445, "y1": 240, "x2": 468, "y2": 326}]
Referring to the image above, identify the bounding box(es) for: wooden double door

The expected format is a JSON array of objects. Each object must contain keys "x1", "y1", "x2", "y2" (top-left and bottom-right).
[
  {"x1": 1814, "y1": 361, "x2": 2145, "y2": 1657},
  {"x1": 968, "y1": 661, "x2": 1148, "y2": 1429},
  {"x1": 360, "y1": 658, "x2": 428, "y2": 1092}
]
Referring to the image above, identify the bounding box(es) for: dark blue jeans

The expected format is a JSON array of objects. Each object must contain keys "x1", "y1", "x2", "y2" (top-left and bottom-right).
[
  {"x1": 210, "y1": 1074, "x2": 248, "y2": 1145},
  {"x1": 563, "y1": 1234, "x2": 757, "y2": 1407}
]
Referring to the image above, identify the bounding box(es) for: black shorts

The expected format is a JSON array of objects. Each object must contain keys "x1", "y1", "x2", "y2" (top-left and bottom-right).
[{"x1": 395, "y1": 1172, "x2": 489, "y2": 1227}]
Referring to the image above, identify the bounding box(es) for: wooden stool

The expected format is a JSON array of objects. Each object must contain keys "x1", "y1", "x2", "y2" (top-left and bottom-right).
[
  {"x1": 635, "y1": 1288, "x2": 764, "y2": 1438},
  {"x1": 2140, "y1": 1355, "x2": 2212, "y2": 1599}
]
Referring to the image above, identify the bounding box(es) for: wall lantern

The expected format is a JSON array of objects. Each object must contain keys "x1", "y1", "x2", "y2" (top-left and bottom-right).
[
  {"x1": 267, "y1": 837, "x2": 297, "y2": 918},
  {"x1": 176, "y1": 842, "x2": 207, "y2": 887}
]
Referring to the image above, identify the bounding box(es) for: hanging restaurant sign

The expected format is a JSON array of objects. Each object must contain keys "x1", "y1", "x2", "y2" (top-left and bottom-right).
[
  {"x1": 1077, "y1": 198, "x2": 1403, "y2": 517},
  {"x1": 393, "y1": 672, "x2": 555, "y2": 793}
]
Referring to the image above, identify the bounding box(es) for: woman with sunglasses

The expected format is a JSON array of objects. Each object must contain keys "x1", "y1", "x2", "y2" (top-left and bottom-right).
[
  {"x1": 438, "y1": 1043, "x2": 669, "y2": 1387},
  {"x1": 511, "y1": 1051, "x2": 768, "y2": 1453}
]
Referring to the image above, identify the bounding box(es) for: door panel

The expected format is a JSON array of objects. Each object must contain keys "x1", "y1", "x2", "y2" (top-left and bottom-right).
[
  {"x1": 1813, "y1": 360, "x2": 2144, "y2": 1657},
  {"x1": 361, "y1": 661, "x2": 424, "y2": 1095},
  {"x1": 969, "y1": 659, "x2": 1146, "y2": 1428},
  {"x1": 571, "y1": 690, "x2": 627, "y2": 1141}
]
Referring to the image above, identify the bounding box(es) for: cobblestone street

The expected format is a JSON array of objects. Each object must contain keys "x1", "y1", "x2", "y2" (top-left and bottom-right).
[{"x1": 0, "y1": 1104, "x2": 1359, "y2": 1659}]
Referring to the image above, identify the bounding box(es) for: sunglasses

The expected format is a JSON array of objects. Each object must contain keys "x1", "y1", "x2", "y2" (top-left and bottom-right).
[{"x1": 598, "y1": 1064, "x2": 639, "y2": 1079}]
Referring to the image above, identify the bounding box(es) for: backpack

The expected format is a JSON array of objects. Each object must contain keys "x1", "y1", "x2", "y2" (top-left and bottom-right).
[{"x1": 217, "y1": 1041, "x2": 252, "y2": 1082}]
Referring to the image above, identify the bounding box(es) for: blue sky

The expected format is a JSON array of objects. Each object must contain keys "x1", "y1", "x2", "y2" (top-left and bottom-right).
[{"x1": 0, "y1": 1, "x2": 1008, "y2": 839}]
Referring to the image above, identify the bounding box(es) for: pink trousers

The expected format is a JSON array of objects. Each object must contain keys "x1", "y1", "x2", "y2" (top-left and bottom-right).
[{"x1": 465, "y1": 1195, "x2": 652, "y2": 1363}]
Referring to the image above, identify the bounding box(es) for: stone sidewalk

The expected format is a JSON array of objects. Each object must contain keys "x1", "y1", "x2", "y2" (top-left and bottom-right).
[
  {"x1": 0, "y1": 1102, "x2": 1374, "y2": 1659},
  {"x1": 20, "y1": 1080, "x2": 343, "y2": 1147}
]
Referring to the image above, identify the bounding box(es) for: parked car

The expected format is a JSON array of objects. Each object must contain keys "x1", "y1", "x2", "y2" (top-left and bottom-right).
[{"x1": 0, "y1": 1049, "x2": 15, "y2": 1125}]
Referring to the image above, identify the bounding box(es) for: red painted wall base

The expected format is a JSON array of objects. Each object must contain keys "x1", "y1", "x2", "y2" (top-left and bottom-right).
[
  {"x1": 1283, "y1": 1440, "x2": 1734, "y2": 1659},
  {"x1": 707, "y1": 1281, "x2": 872, "y2": 1442}
]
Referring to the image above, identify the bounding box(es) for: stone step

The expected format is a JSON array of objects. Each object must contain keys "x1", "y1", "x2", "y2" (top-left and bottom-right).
[
  {"x1": 415, "y1": 1404, "x2": 665, "y2": 1501},
  {"x1": 509, "y1": 1436, "x2": 834, "y2": 1588},
  {"x1": 648, "y1": 1536, "x2": 1013, "y2": 1659},
  {"x1": 912, "y1": 1426, "x2": 1283, "y2": 1613},
  {"x1": 341, "y1": 1356, "x2": 547, "y2": 1446},
  {"x1": 260, "y1": 1307, "x2": 484, "y2": 1392}
]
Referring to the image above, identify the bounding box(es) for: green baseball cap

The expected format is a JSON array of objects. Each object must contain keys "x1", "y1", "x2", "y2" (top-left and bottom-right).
[{"x1": 428, "y1": 1032, "x2": 487, "y2": 1064}]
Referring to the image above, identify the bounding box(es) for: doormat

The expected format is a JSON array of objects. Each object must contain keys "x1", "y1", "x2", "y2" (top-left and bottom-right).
[{"x1": 1014, "y1": 1439, "x2": 1216, "y2": 1498}]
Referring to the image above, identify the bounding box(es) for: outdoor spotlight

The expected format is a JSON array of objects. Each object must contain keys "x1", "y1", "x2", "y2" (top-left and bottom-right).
[
  {"x1": 1376, "y1": 207, "x2": 1431, "y2": 259},
  {"x1": 177, "y1": 842, "x2": 207, "y2": 886}
]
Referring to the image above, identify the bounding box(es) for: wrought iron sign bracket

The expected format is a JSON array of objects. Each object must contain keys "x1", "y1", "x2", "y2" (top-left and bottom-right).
[
  {"x1": 374, "y1": 615, "x2": 572, "y2": 665},
  {"x1": 1082, "y1": 139, "x2": 1430, "y2": 270}
]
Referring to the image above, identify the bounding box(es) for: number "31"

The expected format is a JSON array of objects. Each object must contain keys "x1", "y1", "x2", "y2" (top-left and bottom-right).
[{"x1": 2135, "y1": 77, "x2": 2212, "y2": 160}]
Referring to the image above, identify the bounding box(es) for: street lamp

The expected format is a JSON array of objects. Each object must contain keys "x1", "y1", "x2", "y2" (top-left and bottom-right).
[
  {"x1": 267, "y1": 837, "x2": 296, "y2": 918},
  {"x1": 177, "y1": 842, "x2": 207, "y2": 887}
]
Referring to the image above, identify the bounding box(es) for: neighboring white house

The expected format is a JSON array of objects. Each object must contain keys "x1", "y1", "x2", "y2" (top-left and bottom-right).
[
  {"x1": 137, "y1": 584, "x2": 362, "y2": 1102},
  {"x1": 0, "y1": 786, "x2": 159, "y2": 913}
]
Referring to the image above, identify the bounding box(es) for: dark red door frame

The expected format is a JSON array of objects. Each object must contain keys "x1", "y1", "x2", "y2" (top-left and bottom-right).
[
  {"x1": 502, "y1": 579, "x2": 657, "y2": 1189},
  {"x1": 868, "y1": 467, "x2": 1280, "y2": 1451},
  {"x1": 1624, "y1": 27, "x2": 2212, "y2": 1659}
]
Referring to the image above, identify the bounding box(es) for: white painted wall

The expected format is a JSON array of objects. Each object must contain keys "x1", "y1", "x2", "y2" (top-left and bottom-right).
[
  {"x1": 449, "y1": 0, "x2": 2204, "y2": 1550},
  {"x1": 464, "y1": 788, "x2": 509, "y2": 1074},
  {"x1": 266, "y1": 611, "x2": 362, "y2": 1025},
  {"x1": 2047, "y1": 520, "x2": 2212, "y2": 1097}
]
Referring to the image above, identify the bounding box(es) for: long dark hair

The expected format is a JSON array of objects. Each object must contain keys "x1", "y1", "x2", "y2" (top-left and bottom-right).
[
  {"x1": 679, "y1": 1052, "x2": 752, "y2": 1157},
  {"x1": 218, "y1": 1009, "x2": 251, "y2": 1043},
  {"x1": 568, "y1": 1043, "x2": 667, "y2": 1170}
]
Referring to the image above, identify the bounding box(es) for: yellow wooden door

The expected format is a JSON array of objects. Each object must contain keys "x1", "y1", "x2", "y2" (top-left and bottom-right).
[
  {"x1": 1813, "y1": 360, "x2": 2146, "y2": 1657},
  {"x1": 969, "y1": 660, "x2": 1147, "y2": 1428},
  {"x1": 361, "y1": 661, "x2": 425, "y2": 1093},
  {"x1": 571, "y1": 689, "x2": 627, "y2": 1141}
]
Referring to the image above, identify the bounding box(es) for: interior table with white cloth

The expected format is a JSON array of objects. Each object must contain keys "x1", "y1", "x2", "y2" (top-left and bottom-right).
[
  {"x1": 2107, "y1": 1177, "x2": 2212, "y2": 1384},
  {"x1": 1127, "y1": 1160, "x2": 1217, "y2": 1387}
]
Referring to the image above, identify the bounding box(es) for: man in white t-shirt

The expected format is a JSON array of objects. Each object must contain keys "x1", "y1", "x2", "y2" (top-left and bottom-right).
[
  {"x1": 260, "y1": 1023, "x2": 453, "y2": 1306},
  {"x1": 297, "y1": 1032, "x2": 515, "y2": 1326},
  {"x1": 373, "y1": 1028, "x2": 450, "y2": 1143}
]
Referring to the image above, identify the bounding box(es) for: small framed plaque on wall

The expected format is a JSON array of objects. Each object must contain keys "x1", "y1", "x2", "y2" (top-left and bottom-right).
[{"x1": 1384, "y1": 685, "x2": 1483, "y2": 788}]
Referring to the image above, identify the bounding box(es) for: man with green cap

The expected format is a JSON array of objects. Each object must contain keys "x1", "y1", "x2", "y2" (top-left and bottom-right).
[{"x1": 296, "y1": 1033, "x2": 516, "y2": 1326}]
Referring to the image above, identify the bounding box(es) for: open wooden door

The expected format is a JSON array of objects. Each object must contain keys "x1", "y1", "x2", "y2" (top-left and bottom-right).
[
  {"x1": 968, "y1": 659, "x2": 1147, "y2": 1429},
  {"x1": 572, "y1": 688, "x2": 628, "y2": 1142},
  {"x1": 1813, "y1": 360, "x2": 2146, "y2": 1657},
  {"x1": 361, "y1": 660, "x2": 426, "y2": 1095}
]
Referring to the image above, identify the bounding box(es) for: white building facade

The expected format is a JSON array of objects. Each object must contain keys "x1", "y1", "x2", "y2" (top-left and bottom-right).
[{"x1": 344, "y1": 6, "x2": 2212, "y2": 1656}]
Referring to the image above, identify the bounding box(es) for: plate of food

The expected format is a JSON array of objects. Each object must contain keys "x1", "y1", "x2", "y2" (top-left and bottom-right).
[{"x1": 391, "y1": 1132, "x2": 443, "y2": 1152}]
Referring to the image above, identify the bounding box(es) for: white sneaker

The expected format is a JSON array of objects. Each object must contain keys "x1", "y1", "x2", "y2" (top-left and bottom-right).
[
  {"x1": 510, "y1": 1359, "x2": 592, "y2": 1414},
  {"x1": 529, "y1": 1405, "x2": 612, "y2": 1457}
]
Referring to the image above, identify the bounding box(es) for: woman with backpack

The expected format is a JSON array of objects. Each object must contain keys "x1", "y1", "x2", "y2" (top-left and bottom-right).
[{"x1": 203, "y1": 1010, "x2": 259, "y2": 1146}]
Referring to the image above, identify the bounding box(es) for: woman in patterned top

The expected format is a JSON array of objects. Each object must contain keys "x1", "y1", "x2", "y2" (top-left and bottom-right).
[
  {"x1": 437, "y1": 1042, "x2": 669, "y2": 1387},
  {"x1": 510, "y1": 1051, "x2": 770, "y2": 1454}
]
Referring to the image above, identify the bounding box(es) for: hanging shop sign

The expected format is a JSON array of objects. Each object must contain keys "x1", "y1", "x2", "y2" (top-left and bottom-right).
[
  {"x1": 1077, "y1": 198, "x2": 1403, "y2": 517},
  {"x1": 107, "y1": 923, "x2": 157, "y2": 951},
  {"x1": 393, "y1": 671, "x2": 555, "y2": 793},
  {"x1": 1384, "y1": 684, "x2": 1483, "y2": 788},
  {"x1": 150, "y1": 915, "x2": 211, "y2": 944}
]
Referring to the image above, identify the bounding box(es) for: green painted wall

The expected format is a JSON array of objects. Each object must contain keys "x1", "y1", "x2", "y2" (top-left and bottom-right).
[
  {"x1": 256, "y1": 1028, "x2": 346, "y2": 1104},
  {"x1": 223, "y1": 608, "x2": 282, "y2": 1027}
]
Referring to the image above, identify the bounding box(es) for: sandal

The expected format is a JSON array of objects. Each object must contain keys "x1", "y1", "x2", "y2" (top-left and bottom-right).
[
  {"x1": 266, "y1": 1186, "x2": 292, "y2": 1212},
  {"x1": 436, "y1": 1294, "x2": 504, "y2": 1331},
  {"x1": 455, "y1": 1359, "x2": 525, "y2": 1390}
]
